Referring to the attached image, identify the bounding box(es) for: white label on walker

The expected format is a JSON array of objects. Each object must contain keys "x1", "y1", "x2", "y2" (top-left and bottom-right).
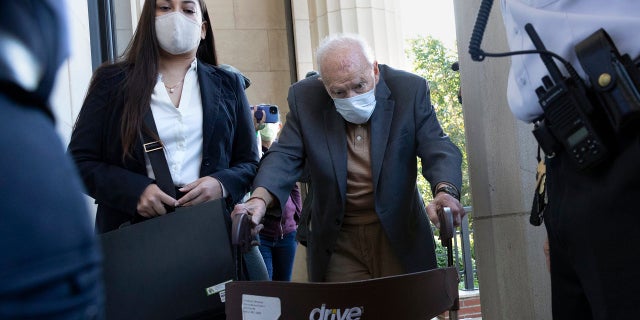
[
  {"x1": 241, "y1": 294, "x2": 281, "y2": 320},
  {"x1": 206, "y1": 279, "x2": 233, "y2": 296}
]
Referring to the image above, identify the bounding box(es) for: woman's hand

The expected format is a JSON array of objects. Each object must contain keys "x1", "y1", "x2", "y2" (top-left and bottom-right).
[
  {"x1": 137, "y1": 184, "x2": 178, "y2": 217},
  {"x1": 176, "y1": 176, "x2": 223, "y2": 207},
  {"x1": 253, "y1": 109, "x2": 266, "y2": 131}
]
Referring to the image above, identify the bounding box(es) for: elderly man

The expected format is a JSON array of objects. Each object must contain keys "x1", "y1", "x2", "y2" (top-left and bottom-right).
[{"x1": 233, "y1": 34, "x2": 464, "y2": 282}]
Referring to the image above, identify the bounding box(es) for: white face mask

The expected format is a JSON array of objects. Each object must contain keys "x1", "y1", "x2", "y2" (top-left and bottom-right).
[
  {"x1": 333, "y1": 88, "x2": 376, "y2": 124},
  {"x1": 155, "y1": 12, "x2": 202, "y2": 55},
  {"x1": 259, "y1": 123, "x2": 280, "y2": 143}
]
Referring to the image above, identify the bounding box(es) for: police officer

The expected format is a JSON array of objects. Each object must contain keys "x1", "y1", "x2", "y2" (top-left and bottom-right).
[
  {"x1": 500, "y1": 1, "x2": 640, "y2": 318},
  {"x1": 0, "y1": 1, "x2": 104, "y2": 318}
]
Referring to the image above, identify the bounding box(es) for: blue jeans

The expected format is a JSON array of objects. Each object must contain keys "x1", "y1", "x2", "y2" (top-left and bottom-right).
[{"x1": 258, "y1": 231, "x2": 298, "y2": 281}]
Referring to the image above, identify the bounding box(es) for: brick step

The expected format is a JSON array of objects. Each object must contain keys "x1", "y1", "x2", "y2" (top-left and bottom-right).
[{"x1": 438, "y1": 290, "x2": 482, "y2": 320}]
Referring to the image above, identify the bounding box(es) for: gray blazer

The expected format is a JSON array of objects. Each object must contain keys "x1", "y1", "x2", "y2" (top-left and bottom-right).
[{"x1": 254, "y1": 64, "x2": 462, "y2": 281}]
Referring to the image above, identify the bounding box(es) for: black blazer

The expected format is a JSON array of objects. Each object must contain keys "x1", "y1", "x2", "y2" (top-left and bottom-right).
[
  {"x1": 68, "y1": 61, "x2": 259, "y2": 233},
  {"x1": 254, "y1": 64, "x2": 463, "y2": 281}
]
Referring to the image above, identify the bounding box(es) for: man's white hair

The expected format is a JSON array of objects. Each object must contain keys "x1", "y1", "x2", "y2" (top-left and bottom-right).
[{"x1": 315, "y1": 33, "x2": 375, "y2": 76}]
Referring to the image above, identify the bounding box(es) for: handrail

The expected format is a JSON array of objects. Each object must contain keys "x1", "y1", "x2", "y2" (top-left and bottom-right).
[
  {"x1": 435, "y1": 206, "x2": 476, "y2": 291},
  {"x1": 459, "y1": 206, "x2": 475, "y2": 290}
]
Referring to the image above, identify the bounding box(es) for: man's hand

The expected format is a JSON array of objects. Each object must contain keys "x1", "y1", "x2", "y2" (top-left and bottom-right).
[
  {"x1": 137, "y1": 184, "x2": 178, "y2": 217},
  {"x1": 231, "y1": 212, "x2": 263, "y2": 253},
  {"x1": 232, "y1": 197, "x2": 268, "y2": 227},
  {"x1": 176, "y1": 176, "x2": 223, "y2": 207},
  {"x1": 426, "y1": 192, "x2": 465, "y2": 228},
  {"x1": 231, "y1": 187, "x2": 275, "y2": 227}
]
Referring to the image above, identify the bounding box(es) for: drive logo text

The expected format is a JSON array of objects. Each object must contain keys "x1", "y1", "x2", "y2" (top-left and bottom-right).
[{"x1": 309, "y1": 303, "x2": 363, "y2": 320}]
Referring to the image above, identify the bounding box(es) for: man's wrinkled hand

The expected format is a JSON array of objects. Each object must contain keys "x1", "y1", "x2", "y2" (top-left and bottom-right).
[
  {"x1": 426, "y1": 192, "x2": 465, "y2": 228},
  {"x1": 231, "y1": 197, "x2": 267, "y2": 226},
  {"x1": 231, "y1": 197, "x2": 269, "y2": 252},
  {"x1": 231, "y1": 212, "x2": 263, "y2": 253}
]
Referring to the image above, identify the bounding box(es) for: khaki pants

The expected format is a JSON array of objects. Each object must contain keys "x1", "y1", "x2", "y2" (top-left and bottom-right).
[{"x1": 324, "y1": 221, "x2": 404, "y2": 282}]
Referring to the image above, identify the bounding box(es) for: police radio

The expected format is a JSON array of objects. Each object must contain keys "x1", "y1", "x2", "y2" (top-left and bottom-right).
[
  {"x1": 468, "y1": 0, "x2": 640, "y2": 227},
  {"x1": 525, "y1": 24, "x2": 609, "y2": 170},
  {"x1": 469, "y1": 0, "x2": 640, "y2": 170}
]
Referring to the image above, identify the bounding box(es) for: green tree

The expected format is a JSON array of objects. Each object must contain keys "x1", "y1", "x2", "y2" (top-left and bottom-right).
[
  {"x1": 405, "y1": 36, "x2": 470, "y2": 207},
  {"x1": 406, "y1": 37, "x2": 476, "y2": 288}
]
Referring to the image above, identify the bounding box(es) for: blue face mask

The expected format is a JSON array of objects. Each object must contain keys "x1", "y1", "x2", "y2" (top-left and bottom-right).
[{"x1": 332, "y1": 88, "x2": 376, "y2": 124}]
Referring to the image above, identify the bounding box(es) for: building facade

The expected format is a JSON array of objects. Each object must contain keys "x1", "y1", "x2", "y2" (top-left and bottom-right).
[
  {"x1": 53, "y1": 0, "x2": 406, "y2": 146},
  {"x1": 50, "y1": 1, "x2": 551, "y2": 318}
]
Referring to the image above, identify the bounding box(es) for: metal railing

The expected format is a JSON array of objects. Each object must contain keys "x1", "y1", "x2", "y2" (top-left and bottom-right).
[
  {"x1": 455, "y1": 206, "x2": 475, "y2": 290},
  {"x1": 432, "y1": 206, "x2": 476, "y2": 290}
]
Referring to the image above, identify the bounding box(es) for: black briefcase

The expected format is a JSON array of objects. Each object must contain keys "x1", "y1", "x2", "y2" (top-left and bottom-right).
[{"x1": 100, "y1": 199, "x2": 234, "y2": 320}]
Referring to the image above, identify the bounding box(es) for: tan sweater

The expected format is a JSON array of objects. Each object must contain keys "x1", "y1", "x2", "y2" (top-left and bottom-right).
[{"x1": 344, "y1": 122, "x2": 379, "y2": 225}]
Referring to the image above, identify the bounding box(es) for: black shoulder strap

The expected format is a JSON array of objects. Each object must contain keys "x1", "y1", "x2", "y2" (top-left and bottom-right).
[{"x1": 141, "y1": 111, "x2": 177, "y2": 200}]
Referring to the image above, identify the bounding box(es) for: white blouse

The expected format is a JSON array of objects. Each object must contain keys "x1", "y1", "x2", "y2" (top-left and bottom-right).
[{"x1": 145, "y1": 59, "x2": 202, "y2": 187}]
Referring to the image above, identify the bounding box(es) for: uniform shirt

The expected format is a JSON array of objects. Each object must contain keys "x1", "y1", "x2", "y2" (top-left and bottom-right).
[{"x1": 501, "y1": 0, "x2": 640, "y2": 122}]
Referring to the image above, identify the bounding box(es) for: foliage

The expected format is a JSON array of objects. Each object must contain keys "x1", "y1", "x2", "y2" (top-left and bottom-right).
[
  {"x1": 405, "y1": 36, "x2": 470, "y2": 208},
  {"x1": 407, "y1": 36, "x2": 478, "y2": 289},
  {"x1": 433, "y1": 230, "x2": 479, "y2": 290}
]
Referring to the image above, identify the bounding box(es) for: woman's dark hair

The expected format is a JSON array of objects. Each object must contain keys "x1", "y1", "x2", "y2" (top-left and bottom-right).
[{"x1": 116, "y1": 0, "x2": 217, "y2": 158}]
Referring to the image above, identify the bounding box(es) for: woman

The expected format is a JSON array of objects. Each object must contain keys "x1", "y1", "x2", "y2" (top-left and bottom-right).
[{"x1": 69, "y1": 0, "x2": 259, "y2": 233}]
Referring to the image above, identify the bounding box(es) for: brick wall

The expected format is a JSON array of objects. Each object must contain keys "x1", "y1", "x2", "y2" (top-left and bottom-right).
[{"x1": 438, "y1": 291, "x2": 482, "y2": 320}]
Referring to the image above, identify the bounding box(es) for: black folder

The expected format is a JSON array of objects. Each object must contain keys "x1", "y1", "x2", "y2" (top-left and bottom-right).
[{"x1": 100, "y1": 199, "x2": 234, "y2": 319}]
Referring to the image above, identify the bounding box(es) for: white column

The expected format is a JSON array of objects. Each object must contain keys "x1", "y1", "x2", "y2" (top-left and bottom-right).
[
  {"x1": 302, "y1": 0, "x2": 405, "y2": 69},
  {"x1": 454, "y1": 0, "x2": 552, "y2": 318},
  {"x1": 51, "y1": 1, "x2": 92, "y2": 146}
]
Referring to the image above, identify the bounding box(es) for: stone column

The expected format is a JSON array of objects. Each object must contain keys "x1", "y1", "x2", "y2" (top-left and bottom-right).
[
  {"x1": 52, "y1": 2, "x2": 93, "y2": 146},
  {"x1": 207, "y1": 0, "x2": 292, "y2": 114},
  {"x1": 453, "y1": 0, "x2": 551, "y2": 319},
  {"x1": 305, "y1": 0, "x2": 404, "y2": 68},
  {"x1": 291, "y1": 0, "x2": 315, "y2": 80}
]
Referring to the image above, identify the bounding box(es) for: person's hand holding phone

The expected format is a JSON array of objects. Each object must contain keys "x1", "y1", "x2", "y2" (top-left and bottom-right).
[{"x1": 252, "y1": 108, "x2": 266, "y2": 131}]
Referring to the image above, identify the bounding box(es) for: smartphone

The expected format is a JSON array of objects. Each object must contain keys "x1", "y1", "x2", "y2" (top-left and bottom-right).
[{"x1": 251, "y1": 104, "x2": 279, "y2": 123}]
